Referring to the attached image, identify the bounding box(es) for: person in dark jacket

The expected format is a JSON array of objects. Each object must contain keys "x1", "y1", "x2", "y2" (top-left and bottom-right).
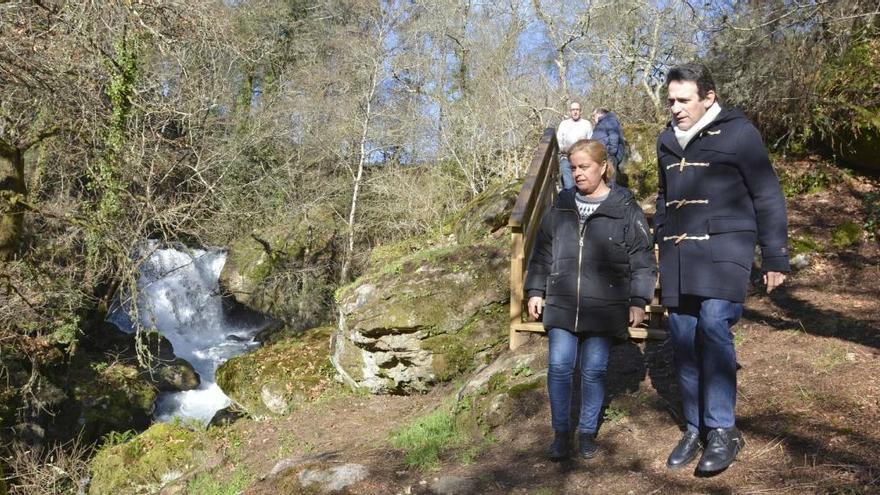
[
  {"x1": 525, "y1": 139, "x2": 656, "y2": 461},
  {"x1": 591, "y1": 108, "x2": 625, "y2": 171},
  {"x1": 655, "y1": 63, "x2": 790, "y2": 475}
]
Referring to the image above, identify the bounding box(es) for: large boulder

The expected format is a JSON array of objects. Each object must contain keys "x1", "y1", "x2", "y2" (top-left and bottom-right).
[
  {"x1": 331, "y1": 240, "x2": 509, "y2": 394},
  {"x1": 331, "y1": 182, "x2": 520, "y2": 395},
  {"x1": 219, "y1": 209, "x2": 339, "y2": 332},
  {"x1": 215, "y1": 326, "x2": 336, "y2": 418},
  {"x1": 89, "y1": 422, "x2": 206, "y2": 495}
]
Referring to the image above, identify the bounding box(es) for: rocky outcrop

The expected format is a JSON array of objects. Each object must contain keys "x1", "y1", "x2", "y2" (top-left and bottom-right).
[
  {"x1": 215, "y1": 326, "x2": 335, "y2": 418},
  {"x1": 219, "y1": 209, "x2": 339, "y2": 333},
  {"x1": 331, "y1": 183, "x2": 518, "y2": 395}
]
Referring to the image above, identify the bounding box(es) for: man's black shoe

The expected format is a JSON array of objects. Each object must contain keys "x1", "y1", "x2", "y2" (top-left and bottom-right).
[
  {"x1": 666, "y1": 430, "x2": 702, "y2": 469},
  {"x1": 578, "y1": 432, "x2": 599, "y2": 459},
  {"x1": 696, "y1": 427, "x2": 744, "y2": 474},
  {"x1": 549, "y1": 431, "x2": 570, "y2": 461}
]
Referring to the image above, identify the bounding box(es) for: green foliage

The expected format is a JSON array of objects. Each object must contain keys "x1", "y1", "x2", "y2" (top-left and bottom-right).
[
  {"x1": 92, "y1": 34, "x2": 143, "y2": 223},
  {"x1": 186, "y1": 466, "x2": 253, "y2": 495},
  {"x1": 48, "y1": 315, "x2": 80, "y2": 352},
  {"x1": 815, "y1": 28, "x2": 880, "y2": 138},
  {"x1": 603, "y1": 404, "x2": 628, "y2": 424},
  {"x1": 512, "y1": 364, "x2": 534, "y2": 378},
  {"x1": 388, "y1": 408, "x2": 464, "y2": 470},
  {"x1": 100, "y1": 429, "x2": 138, "y2": 448},
  {"x1": 831, "y1": 221, "x2": 863, "y2": 249},
  {"x1": 778, "y1": 167, "x2": 831, "y2": 197}
]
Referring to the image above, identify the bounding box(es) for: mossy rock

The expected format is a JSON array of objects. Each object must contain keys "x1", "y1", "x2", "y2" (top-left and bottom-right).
[
  {"x1": 456, "y1": 352, "x2": 545, "y2": 430},
  {"x1": 333, "y1": 239, "x2": 509, "y2": 394},
  {"x1": 216, "y1": 326, "x2": 336, "y2": 417},
  {"x1": 219, "y1": 208, "x2": 339, "y2": 331},
  {"x1": 71, "y1": 363, "x2": 157, "y2": 441},
  {"x1": 89, "y1": 422, "x2": 205, "y2": 494},
  {"x1": 143, "y1": 358, "x2": 200, "y2": 392},
  {"x1": 451, "y1": 181, "x2": 521, "y2": 245}
]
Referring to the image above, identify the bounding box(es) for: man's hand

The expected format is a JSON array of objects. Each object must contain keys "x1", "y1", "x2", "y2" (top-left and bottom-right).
[
  {"x1": 528, "y1": 296, "x2": 544, "y2": 321},
  {"x1": 629, "y1": 306, "x2": 646, "y2": 327},
  {"x1": 764, "y1": 271, "x2": 786, "y2": 293}
]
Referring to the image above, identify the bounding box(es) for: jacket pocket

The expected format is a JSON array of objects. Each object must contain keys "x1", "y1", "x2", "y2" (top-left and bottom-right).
[
  {"x1": 546, "y1": 272, "x2": 576, "y2": 298},
  {"x1": 709, "y1": 217, "x2": 757, "y2": 269}
]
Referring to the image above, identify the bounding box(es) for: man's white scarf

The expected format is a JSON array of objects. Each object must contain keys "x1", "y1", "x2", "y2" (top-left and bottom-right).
[{"x1": 674, "y1": 102, "x2": 722, "y2": 150}]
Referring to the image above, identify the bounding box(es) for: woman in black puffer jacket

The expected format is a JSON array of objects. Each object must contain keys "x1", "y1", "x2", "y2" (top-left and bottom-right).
[{"x1": 525, "y1": 139, "x2": 656, "y2": 461}]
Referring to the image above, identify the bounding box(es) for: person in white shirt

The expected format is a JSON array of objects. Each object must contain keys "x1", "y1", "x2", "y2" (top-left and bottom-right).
[{"x1": 556, "y1": 102, "x2": 593, "y2": 189}]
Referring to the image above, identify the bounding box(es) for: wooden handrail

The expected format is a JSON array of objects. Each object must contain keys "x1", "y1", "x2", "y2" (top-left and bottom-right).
[
  {"x1": 508, "y1": 129, "x2": 666, "y2": 350},
  {"x1": 509, "y1": 128, "x2": 559, "y2": 350},
  {"x1": 509, "y1": 128, "x2": 557, "y2": 230}
]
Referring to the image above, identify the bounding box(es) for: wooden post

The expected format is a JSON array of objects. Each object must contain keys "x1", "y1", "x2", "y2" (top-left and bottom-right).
[{"x1": 509, "y1": 230, "x2": 529, "y2": 350}]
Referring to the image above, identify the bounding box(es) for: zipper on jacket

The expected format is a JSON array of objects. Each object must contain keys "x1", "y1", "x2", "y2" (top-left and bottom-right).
[{"x1": 574, "y1": 221, "x2": 586, "y2": 331}]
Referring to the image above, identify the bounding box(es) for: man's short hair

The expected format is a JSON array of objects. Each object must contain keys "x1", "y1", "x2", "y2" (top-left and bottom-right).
[
  {"x1": 592, "y1": 107, "x2": 610, "y2": 116},
  {"x1": 665, "y1": 63, "x2": 716, "y2": 100}
]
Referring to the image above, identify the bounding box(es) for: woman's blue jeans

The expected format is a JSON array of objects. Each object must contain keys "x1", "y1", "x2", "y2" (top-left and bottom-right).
[
  {"x1": 547, "y1": 328, "x2": 611, "y2": 434},
  {"x1": 667, "y1": 296, "x2": 743, "y2": 434}
]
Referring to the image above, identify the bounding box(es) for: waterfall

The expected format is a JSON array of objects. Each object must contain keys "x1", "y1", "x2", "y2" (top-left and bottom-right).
[{"x1": 107, "y1": 243, "x2": 271, "y2": 424}]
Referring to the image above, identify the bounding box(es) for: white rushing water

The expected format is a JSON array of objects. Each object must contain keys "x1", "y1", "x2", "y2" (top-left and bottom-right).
[{"x1": 108, "y1": 243, "x2": 270, "y2": 424}]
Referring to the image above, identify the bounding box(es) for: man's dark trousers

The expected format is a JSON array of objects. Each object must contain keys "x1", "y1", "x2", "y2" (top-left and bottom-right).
[{"x1": 667, "y1": 296, "x2": 743, "y2": 434}]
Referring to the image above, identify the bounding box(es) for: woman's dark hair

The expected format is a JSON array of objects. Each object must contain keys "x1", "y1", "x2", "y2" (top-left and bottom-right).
[{"x1": 665, "y1": 63, "x2": 716, "y2": 100}]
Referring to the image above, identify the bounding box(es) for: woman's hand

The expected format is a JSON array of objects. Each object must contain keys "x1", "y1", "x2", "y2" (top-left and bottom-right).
[
  {"x1": 528, "y1": 296, "x2": 544, "y2": 321},
  {"x1": 629, "y1": 306, "x2": 646, "y2": 327}
]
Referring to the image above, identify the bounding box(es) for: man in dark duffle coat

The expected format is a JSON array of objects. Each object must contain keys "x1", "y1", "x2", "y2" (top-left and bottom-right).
[{"x1": 654, "y1": 63, "x2": 790, "y2": 474}]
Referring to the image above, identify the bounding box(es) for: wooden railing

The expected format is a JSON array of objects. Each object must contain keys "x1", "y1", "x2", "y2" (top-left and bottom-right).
[{"x1": 508, "y1": 128, "x2": 666, "y2": 350}]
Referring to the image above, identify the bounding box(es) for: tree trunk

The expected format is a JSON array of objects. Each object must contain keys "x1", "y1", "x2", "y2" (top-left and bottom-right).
[
  {"x1": 340, "y1": 60, "x2": 381, "y2": 284},
  {"x1": 0, "y1": 148, "x2": 25, "y2": 260}
]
